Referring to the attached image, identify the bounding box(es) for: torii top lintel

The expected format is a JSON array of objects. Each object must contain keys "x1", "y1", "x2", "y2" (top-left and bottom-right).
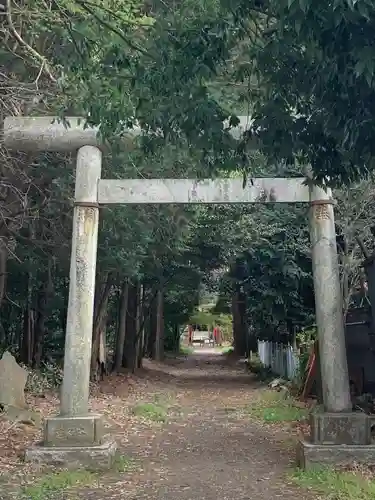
[
  {"x1": 3, "y1": 115, "x2": 251, "y2": 153},
  {"x1": 2, "y1": 116, "x2": 331, "y2": 204}
]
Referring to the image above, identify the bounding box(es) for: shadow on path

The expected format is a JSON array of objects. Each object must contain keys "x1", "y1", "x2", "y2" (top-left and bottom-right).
[{"x1": 137, "y1": 349, "x2": 253, "y2": 388}]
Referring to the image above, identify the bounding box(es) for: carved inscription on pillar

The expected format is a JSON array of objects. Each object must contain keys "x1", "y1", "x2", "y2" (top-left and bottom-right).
[{"x1": 314, "y1": 204, "x2": 330, "y2": 220}]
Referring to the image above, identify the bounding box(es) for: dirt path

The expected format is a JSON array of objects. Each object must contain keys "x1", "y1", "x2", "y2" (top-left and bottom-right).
[
  {"x1": 0, "y1": 350, "x2": 315, "y2": 499},
  {"x1": 86, "y1": 350, "x2": 313, "y2": 499}
]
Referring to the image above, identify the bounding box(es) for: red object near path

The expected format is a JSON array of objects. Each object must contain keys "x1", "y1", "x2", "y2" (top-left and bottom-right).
[
  {"x1": 301, "y1": 343, "x2": 317, "y2": 400},
  {"x1": 300, "y1": 339, "x2": 364, "y2": 401},
  {"x1": 213, "y1": 326, "x2": 221, "y2": 345}
]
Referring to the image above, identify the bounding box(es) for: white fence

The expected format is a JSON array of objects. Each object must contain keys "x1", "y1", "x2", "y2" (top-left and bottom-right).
[{"x1": 257, "y1": 341, "x2": 299, "y2": 380}]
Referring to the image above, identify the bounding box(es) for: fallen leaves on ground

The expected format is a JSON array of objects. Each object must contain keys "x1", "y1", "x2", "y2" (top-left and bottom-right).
[{"x1": 0, "y1": 354, "x2": 318, "y2": 499}]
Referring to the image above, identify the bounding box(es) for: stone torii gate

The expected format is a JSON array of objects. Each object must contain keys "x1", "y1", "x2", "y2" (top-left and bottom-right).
[{"x1": 3, "y1": 116, "x2": 374, "y2": 470}]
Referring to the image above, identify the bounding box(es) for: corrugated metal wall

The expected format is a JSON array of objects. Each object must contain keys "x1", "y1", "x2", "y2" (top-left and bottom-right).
[{"x1": 258, "y1": 341, "x2": 299, "y2": 380}]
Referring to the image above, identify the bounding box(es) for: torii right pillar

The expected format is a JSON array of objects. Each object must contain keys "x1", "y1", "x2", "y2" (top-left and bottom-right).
[{"x1": 297, "y1": 185, "x2": 375, "y2": 469}]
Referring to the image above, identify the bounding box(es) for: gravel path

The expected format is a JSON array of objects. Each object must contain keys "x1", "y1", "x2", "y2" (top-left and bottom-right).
[{"x1": 93, "y1": 350, "x2": 314, "y2": 500}]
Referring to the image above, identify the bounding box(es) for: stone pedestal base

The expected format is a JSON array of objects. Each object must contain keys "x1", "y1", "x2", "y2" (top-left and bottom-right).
[
  {"x1": 297, "y1": 410, "x2": 375, "y2": 470},
  {"x1": 25, "y1": 438, "x2": 117, "y2": 470},
  {"x1": 25, "y1": 413, "x2": 117, "y2": 470},
  {"x1": 297, "y1": 439, "x2": 375, "y2": 470},
  {"x1": 310, "y1": 411, "x2": 371, "y2": 445},
  {"x1": 44, "y1": 414, "x2": 104, "y2": 446}
]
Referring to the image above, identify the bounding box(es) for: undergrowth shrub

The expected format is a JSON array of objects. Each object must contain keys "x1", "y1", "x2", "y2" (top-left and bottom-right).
[
  {"x1": 246, "y1": 356, "x2": 273, "y2": 381},
  {"x1": 23, "y1": 363, "x2": 63, "y2": 394}
]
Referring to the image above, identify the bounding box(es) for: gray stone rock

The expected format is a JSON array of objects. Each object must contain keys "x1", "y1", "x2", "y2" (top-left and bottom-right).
[
  {"x1": 269, "y1": 378, "x2": 286, "y2": 388},
  {"x1": 0, "y1": 351, "x2": 28, "y2": 409}
]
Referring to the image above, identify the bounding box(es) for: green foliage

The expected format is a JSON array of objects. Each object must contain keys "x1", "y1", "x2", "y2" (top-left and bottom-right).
[
  {"x1": 4, "y1": 0, "x2": 373, "y2": 376},
  {"x1": 211, "y1": 197, "x2": 315, "y2": 341},
  {"x1": 296, "y1": 327, "x2": 317, "y2": 350},
  {"x1": 189, "y1": 309, "x2": 233, "y2": 342},
  {"x1": 241, "y1": 204, "x2": 314, "y2": 337},
  {"x1": 113, "y1": 454, "x2": 137, "y2": 473},
  {"x1": 21, "y1": 469, "x2": 97, "y2": 500},
  {"x1": 132, "y1": 402, "x2": 168, "y2": 422},
  {"x1": 179, "y1": 345, "x2": 194, "y2": 355},
  {"x1": 24, "y1": 363, "x2": 63, "y2": 394},
  {"x1": 220, "y1": 345, "x2": 234, "y2": 354},
  {"x1": 247, "y1": 357, "x2": 273, "y2": 381},
  {"x1": 245, "y1": 390, "x2": 308, "y2": 423},
  {"x1": 163, "y1": 324, "x2": 182, "y2": 352},
  {"x1": 221, "y1": 0, "x2": 375, "y2": 183},
  {"x1": 291, "y1": 466, "x2": 375, "y2": 500}
]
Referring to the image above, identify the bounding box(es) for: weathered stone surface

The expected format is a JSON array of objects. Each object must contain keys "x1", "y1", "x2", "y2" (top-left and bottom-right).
[
  {"x1": 309, "y1": 185, "x2": 352, "y2": 413},
  {"x1": 98, "y1": 177, "x2": 325, "y2": 205},
  {"x1": 24, "y1": 438, "x2": 117, "y2": 470},
  {"x1": 44, "y1": 414, "x2": 104, "y2": 447},
  {"x1": 0, "y1": 351, "x2": 28, "y2": 408},
  {"x1": 60, "y1": 146, "x2": 102, "y2": 418},
  {"x1": 3, "y1": 115, "x2": 253, "y2": 152},
  {"x1": 297, "y1": 439, "x2": 375, "y2": 470},
  {"x1": 310, "y1": 411, "x2": 371, "y2": 445}
]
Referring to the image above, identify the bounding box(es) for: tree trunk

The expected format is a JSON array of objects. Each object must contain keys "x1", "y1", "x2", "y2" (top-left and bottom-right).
[
  {"x1": 232, "y1": 292, "x2": 239, "y2": 353},
  {"x1": 232, "y1": 289, "x2": 246, "y2": 356},
  {"x1": 146, "y1": 286, "x2": 157, "y2": 358},
  {"x1": 173, "y1": 324, "x2": 180, "y2": 352},
  {"x1": 114, "y1": 280, "x2": 128, "y2": 372},
  {"x1": 154, "y1": 287, "x2": 164, "y2": 361},
  {"x1": 21, "y1": 306, "x2": 35, "y2": 366},
  {"x1": 0, "y1": 238, "x2": 7, "y2": 310},
  {"x1": 91, "y1": 274, "x2": 112, "y2": 377},
  {"x1": 122, "y1": 281, "x2": 138, "y2": 372},
  {"x1": 136, "y1": 284, "x2": 145, "y2": 368},
  {"x1": 33, "y1": 258, "x2": 53, "y2": 368},
  {"x1": 238, "y1": 288, "x2": 248, "y2": 354},
  {"x1": 21, "y1": 240, "x2": 36, "y2": 365},
  {"x1": 98, "y1": 321, "x2": 107, "y2": 380},
  {"x1": 143, "y1": 314, "x2": 151, "y2": 359}
]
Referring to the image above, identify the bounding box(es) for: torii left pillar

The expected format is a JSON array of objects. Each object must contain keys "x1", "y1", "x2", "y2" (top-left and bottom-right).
[
  {"x1": 28, "y1": 146, "x2": 116, "y2": 468},
  {"x1": 3, "y1": 115, "x2": 118, "y2": 469}
]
